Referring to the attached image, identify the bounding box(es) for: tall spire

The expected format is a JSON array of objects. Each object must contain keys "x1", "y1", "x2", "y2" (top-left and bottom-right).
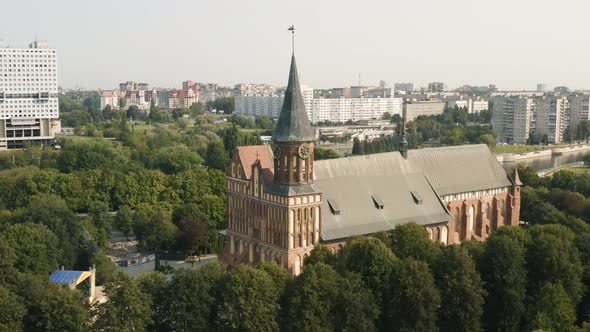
[{"x1": 272, "y1": 55, "x2": 315, "y2": 142}]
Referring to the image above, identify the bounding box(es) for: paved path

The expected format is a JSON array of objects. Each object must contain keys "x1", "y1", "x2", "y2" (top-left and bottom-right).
[{"x1": 117, "y1": 255, "x2": 218, "y2": 277}]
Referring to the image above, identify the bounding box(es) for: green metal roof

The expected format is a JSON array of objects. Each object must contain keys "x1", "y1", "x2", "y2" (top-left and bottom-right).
[{"x1": 272, "y1": 55, "x2": 315, "y2": 142}]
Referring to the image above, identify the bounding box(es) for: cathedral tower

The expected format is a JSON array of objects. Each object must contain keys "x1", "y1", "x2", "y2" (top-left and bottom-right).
[{"x1": 272, "y1": 55, "x2": 316, "y2": 185}]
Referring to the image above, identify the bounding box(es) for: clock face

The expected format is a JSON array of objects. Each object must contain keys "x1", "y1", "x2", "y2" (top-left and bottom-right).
[
  {"x1": 273, "y1": 145, "x2": 281, "y2": 159},
  {"x1": 298, "y1": 143, "x2": 310, "y2": 159}
]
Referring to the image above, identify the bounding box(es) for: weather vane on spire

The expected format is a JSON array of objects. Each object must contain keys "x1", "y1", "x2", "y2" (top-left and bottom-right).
[{"x1": 288, "y1": 25, "x2": 295, "y2": 54}]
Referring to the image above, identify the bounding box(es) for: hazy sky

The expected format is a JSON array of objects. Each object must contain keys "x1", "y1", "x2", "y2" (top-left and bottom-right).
[{"x1": 3, "y1": 0, "x2": 590, "y2": 90}]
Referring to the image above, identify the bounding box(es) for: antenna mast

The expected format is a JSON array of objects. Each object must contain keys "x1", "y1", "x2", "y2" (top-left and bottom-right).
[{"x1": 288, "y1": 25, "x2": 295, "y2": 54}]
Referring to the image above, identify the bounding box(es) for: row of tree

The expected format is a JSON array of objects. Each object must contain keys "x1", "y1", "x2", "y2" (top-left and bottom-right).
[{"x1": 3, "y1": 219, "x2": 588, "y2": 331}]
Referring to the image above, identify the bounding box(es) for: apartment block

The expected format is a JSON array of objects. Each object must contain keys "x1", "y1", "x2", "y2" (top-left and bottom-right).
[
  {"x1": 0, "y1": 40, "x2": 61, "y2": 149},
  {"x1": 491, "y1": 97, "x2": 534, "y2": 144}
]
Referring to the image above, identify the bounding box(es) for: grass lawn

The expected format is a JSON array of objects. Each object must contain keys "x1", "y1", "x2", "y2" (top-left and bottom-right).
[
  {"x1": 492, "y1": 145, "x2": 567, "y2": 154},
  {"x1": 569, "y1": 167, "x2": 590, "y2": 175}
]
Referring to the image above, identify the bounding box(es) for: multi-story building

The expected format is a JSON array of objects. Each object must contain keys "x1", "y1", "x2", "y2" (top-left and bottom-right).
[
  {"x1": 309, "y1": 96, "x2": 402, "y2": 123},
  {"x1": 99, "y1": 90, "x2": 119, "y2": 110},
  {"x1": 125, "y1": 90, "x2": 157, "y2": 111},
  {"x1": 428, "y1": 82, "x2": 447, "y2": 93},
  {"x1": 221, "y1": 53, "x2": 522, "y2": 276},
  {"x1": 394, "y1": 82, "x2": 414, "y2": 93},
  {"x1": 119, "y1": 81, "x2": 148, "y2": 92},
  {"x1": 405, "y1": 100, "x2": 446, "y2": 120},
  {"x1": 537, "y1": 83, "x2": 548, "y2": 92},
  {"x1": 0, "y1": 40, "x2": 61, "y2": 149},
  {"x1": 234, "y1": 84, "x2": 276, "y2": 96},
  {"x1": 569, "y1": 95, "x2": 590, "y2": 134},
  {"x1": 446, "y1": 96, "x2": 489, "y2": 114},
  {"x1": 535, "y1": 96, "x2": 567, "y2": 144},
  {"x1": 235, "y1": 94, "x2": 285, "y2": 118},
  {"x1": 491, "y1": 97, "x2": 534, "y2": 144}
]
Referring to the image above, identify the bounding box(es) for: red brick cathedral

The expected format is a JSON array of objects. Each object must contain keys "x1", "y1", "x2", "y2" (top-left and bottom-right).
[{"x1": 221, "y1": 55, "x2": 522, "y2": 275}]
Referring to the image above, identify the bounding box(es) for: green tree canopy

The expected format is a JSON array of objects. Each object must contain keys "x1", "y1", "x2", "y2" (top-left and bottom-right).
[
  {"x1": 435, "y1": 246, "x2": 486, "y2": 332},
  {"x1": 216, "y1": 265, "x2": 280, "y2": 332},
  {"x1": 383, "y1": 258, "x2": 441, "y2": 332}
]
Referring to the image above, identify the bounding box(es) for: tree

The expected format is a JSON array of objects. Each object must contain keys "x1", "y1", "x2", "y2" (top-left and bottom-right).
[
  {"x1": 527, "y1": 224, "x2": 584, "y2": 305},
  {"x1": 93, "y1": 273, "x2": 153, "y2": 332},
  {"x1": 479, "y1": 133, "x2": 496, "y2": 148},
  {"x1": 223, "y1": 124, "x2": 239, "y2": 157},
  {"x1": 0, "y1": 286, "x2": 26, "y2": 332},
  {"x1": 304, "y1": 244, "x2": 337, "y2": 266},
  {"x1": 115, "y1": 205, "x2": 134, "y2": 237},
  {"x1": 135, "y1": 272, "x2": 168, "y2": 332},
  {"x1": 39, "y1": 284, "x2": 89, "y2": 332},
  {"x1": 5, "y1": 223, "x2": 60, "y2": 276},
  {"x1": 282, "y1": 263, "x2": 379, "y2": 332},
  {"x1": 338, "y1": 237, "x2": 397, "y2": 303},
  {"x1": 163, "y1": 263, "x2": 226, "y2": 331},
  {"x1": 383, "y1": 259, "x2": 440, "y2": 332},
  {"x1": 206, "y1": 141, "x2": 229, "y2": 170},
  {"x1": 255, "y1": 115, "x2": 274, "y2": 129},
  {"x1": 480, "y1": 227, "x2": 528, "y2": 332},
  {"x1": 216, "y1": 265, "x2": 280, "y2": 331},
  {"x1": 530, "y1": 283, "x2": 577, "y2": 332},
  {"x1": 389, "y1": 222, "x2": 442, "y2": 266},
  {"x1": 132, "y1": 209, "x2": 177, "y2": 251},
  {"x1": 175, "y1": 215, "x2": 208, "y2": 255},
  {"x1": 257, "y1": 261, "x2": 289, "y2": 297},
  {"x1": 314, "y1": 147, "x2": 340, "y2": 160},
  {"x1": 153, "y1": 145, "x2": 203, "y2": 174},
  {"x1": 352, "y1": 137, "x2": 364, "y2": 155},
  {"x1": 190, "y1": 102, "x2": 204, "y2": 117},
  {"x1": 435, "y1": 246, "x2": 485, "y2": 332}
]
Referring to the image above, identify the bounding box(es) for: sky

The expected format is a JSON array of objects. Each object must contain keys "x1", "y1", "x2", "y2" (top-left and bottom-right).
[{"x1": 3, "y1": 0, "x2": 590, "y2": 91}]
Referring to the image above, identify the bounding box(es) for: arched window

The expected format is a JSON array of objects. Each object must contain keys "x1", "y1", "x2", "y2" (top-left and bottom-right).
[
  {"x1": 434, "y1": 227, "x2": 440, "y2": 241},
  {"x1": 453, "y1": 208, "x2": 461, "y2": 233},
  {"x1": 441, "y1": 226, "x2": 448, "y2": 245},
  {"x1": 294, "y1": 255, "x2": 301, "y2": 276}
]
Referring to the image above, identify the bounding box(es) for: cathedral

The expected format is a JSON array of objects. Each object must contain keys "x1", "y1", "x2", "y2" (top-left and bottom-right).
[{"x1": 220, "y1": 54, "x2": 522, "y2": 276}]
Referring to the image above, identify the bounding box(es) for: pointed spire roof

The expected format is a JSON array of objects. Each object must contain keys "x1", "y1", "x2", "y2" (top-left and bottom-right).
[
  {"x1": 272, "y1": 55, "x2": 315, "y2": 142},
  {"x1": 512, "y1": 167, "x2": 523, "y2": 186}
]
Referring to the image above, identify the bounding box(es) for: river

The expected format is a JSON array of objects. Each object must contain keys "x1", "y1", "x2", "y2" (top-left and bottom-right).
[{"x1": 501, "y1": 150, "x2": 590, "y2": 173}]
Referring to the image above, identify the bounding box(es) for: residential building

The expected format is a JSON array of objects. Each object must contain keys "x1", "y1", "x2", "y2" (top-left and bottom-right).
[
  {"x1": 537, "y1": 83, "x2": 548, "y2": 92},
  {"x1": 428, "y1": 82, "x2": 446, "y2": 93},
  {"x1": 119, "y1": 81, "x2": 148, "y2": 92},
  {"x1": 404, "y1": 100, "x2": 446, "y2": 120},
  {"x1": 235, "y1": 94, "x2": 285, "y2": 118},
  {"x1": 535, "y1": 96, "x2": 568, "y2": 144},
  {"x1": 125, "y1": 90, "x2": 157, "y2": 111},
  {"x1": 0, "y1": 40, "x2": 61, "y2": 149},
  {"x1": 309, "y1": 96, "x2": 402, "y2": 123},
  {"x1": 569, "y1": 94, "x2": 590, "y2": 133},
  {"x1": 182, "y1": 80, "x2": 196, "y2": 90},
  {"x1": 394, "y1": 82, "x2": 414, "y2": 93},
  {"x1": 491, "y1": 97, "x2": 534, "y2": 144},
  {"x1": 446, "y1": 96, "x2": 489, "y2": 114},
  {"x1": 99, "y1": 90, "x2": 119, "y2": 110},
  {"x1": 220, "y1": 54, "x2": 522, "y2": 276},
  {"x1": 234, "y1": 84, "x2": 276, "y2": 96}
]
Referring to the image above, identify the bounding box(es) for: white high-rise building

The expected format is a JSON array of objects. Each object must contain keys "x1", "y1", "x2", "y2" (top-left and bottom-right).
[{"x1": 0, "y1": 40, "x2": 60, "y2": 149}]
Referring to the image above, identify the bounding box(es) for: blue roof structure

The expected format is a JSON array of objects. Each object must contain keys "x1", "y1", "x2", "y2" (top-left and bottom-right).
[{"x1": 49, "y1": 270, "x2": 84, "y2": 285}]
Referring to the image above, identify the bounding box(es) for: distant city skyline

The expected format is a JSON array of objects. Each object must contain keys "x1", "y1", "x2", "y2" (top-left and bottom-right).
[{"x1": 5, "y1": 0, "x2": 590, "y2": 90}]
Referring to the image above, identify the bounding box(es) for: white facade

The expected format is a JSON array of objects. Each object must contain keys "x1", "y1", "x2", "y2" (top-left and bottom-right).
[
  {"x1": 99, "y1": 90, "x2": 119, "y2": 110},
  {"x1": 405, "y1": 101, "x2": 446, "y2": 121},
  {"x1": 0, "y1": 40, "x2": 60, "y2": 149},
  {"x1": 309, "y1": 97, "x2": 402, "y2": 123},
  {"x1": 535, "y1": 97, "x2": 567, "y2": 144}
]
